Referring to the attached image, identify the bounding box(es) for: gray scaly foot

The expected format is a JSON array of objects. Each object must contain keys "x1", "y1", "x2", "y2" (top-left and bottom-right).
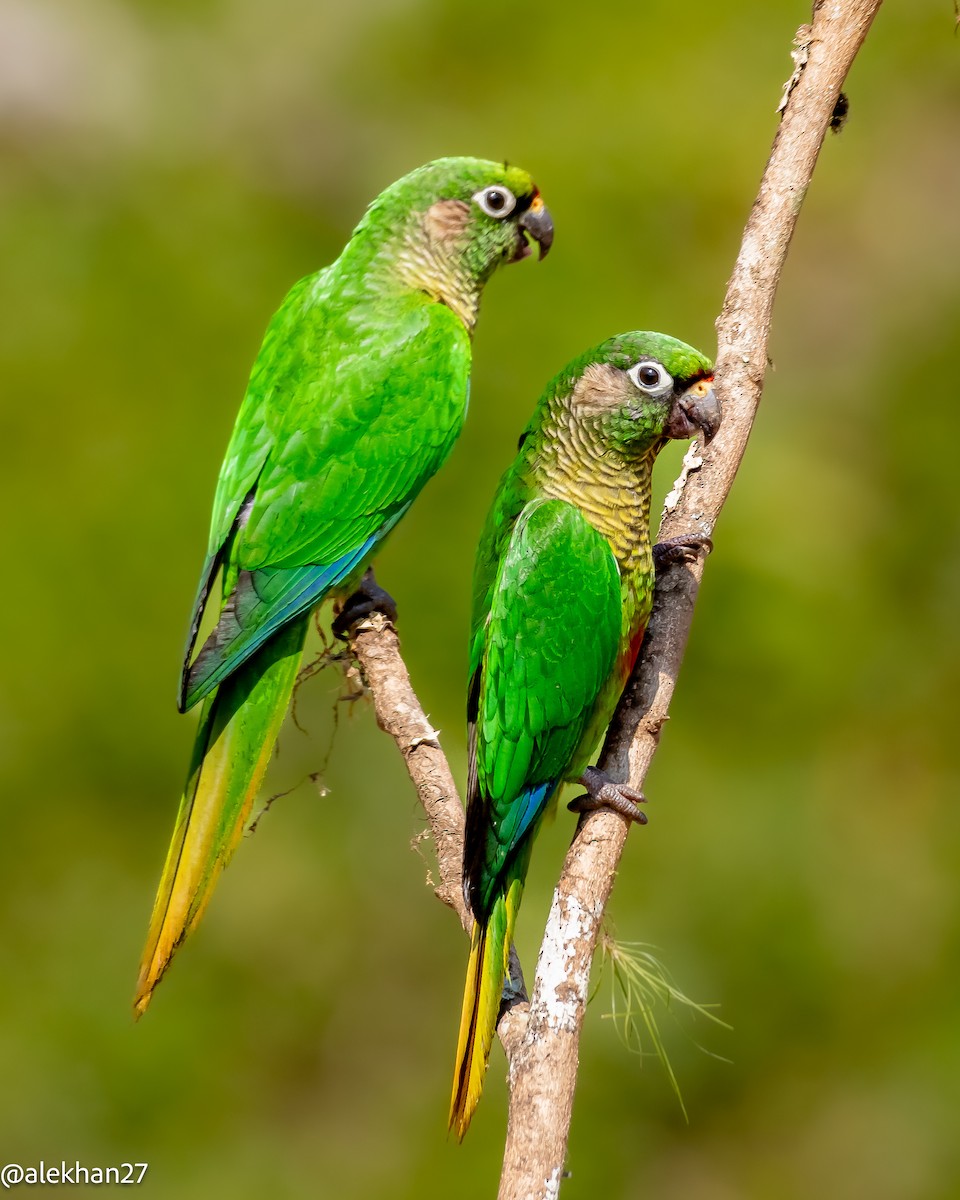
[
  {"x1": 567, "y1": 766, "x2": 648, "y2": 824},
  {"x1": 653, "y1": 533, "x2": 713, "y2": 572}
]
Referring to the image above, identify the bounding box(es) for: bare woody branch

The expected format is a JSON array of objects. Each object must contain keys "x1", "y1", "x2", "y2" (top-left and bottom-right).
[
  {"x1": 497, "y1": 3, "x2": 884, "y2": 1197},
  {"x1": 349, "y1": 613, "x2": 470, "y2": 930}
]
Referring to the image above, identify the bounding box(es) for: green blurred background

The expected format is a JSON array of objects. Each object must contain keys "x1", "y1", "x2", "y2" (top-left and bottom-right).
[{"x1": 1, "y1": 1, "x2": 958, "y2": 1196}]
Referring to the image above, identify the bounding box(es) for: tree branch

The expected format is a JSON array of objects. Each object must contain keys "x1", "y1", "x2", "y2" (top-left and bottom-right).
[
  {"x1": 349, "y1": 613, "x2": 470, "y2": 929},
  {"x1": 497, "y1": 3, "x2": 883, "y2": 1196}
]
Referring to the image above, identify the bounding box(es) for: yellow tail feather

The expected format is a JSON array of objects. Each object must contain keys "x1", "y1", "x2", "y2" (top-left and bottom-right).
[
  {"x1": 134, "y1": 618, "x2": 307, "y2": 1017},
  {"x1": 449, "y1": 881, "x2": 521, "y2": 1139}
]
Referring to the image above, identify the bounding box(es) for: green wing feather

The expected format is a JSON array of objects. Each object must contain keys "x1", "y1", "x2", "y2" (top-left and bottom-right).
[
  {"x1": 234, "y1": 294, "x2": 468, "y2": 571},
  {"x1": 465, "y1": 496, "x2": 623, "y2": 918},
  {"x1": 180, "y1": 282, "x2": 470, "y2": 708},
  {"x1": 452, "y1": 497, "x2": 622, "y2": 1135}
]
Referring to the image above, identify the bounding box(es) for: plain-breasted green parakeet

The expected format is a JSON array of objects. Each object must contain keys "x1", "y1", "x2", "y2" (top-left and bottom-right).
[
  {"x1": 449, "y1": 331, "x2": 719, "y2": 1137},
  {"x1": 135, "y1": 157, "x2": 554, "y2": 1016}
]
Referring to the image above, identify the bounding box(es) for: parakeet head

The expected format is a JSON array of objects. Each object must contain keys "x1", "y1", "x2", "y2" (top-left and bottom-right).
[
  {"x1": 351, "y1": 157, "x2": 553, "y2": 327},
  {"x1": 548, "y1": 331, "x2": 719, "y2": 455}
]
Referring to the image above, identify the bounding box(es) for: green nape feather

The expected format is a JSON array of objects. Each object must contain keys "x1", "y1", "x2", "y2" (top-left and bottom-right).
[
  {"x1": 136, "y1": 157, "x2": 553, "y2": 1016},
  {"x1": 449, "y1": 331, "x2": 718, "y2": 1136}
]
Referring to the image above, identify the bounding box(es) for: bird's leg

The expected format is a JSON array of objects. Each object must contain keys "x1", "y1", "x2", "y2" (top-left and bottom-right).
[
  {"x1": 653, "y1": 532, "x2": 713, "y2": 572},
  {"x1": 567, "y1": 766, "x2": 647, "y2": 824},
  {"x1": 332, "y1": 568, "x2": 399, "y2": 640},
  {"x1": 500, "y1": 943, "x2": 528, "y2": 1013}
]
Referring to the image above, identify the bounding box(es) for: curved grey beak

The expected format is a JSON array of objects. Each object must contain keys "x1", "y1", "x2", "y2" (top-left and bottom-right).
[
  {"x1": 665, "y1": 377, "x2": 721, "y2": 444},
  {"x1": 518, "y1": 194, "x2": 554, "y2": 260}
]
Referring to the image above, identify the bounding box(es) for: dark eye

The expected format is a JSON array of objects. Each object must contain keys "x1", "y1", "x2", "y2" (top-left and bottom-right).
[
  {"x1": 627, "y1": 360, "x2": 673, "y2": 396},
  {"x1": 472, "y1": 185, "x2": 517, "y2": 219}
]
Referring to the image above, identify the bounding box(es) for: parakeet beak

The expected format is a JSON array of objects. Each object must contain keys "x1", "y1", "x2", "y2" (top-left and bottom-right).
[
  {"x1": 517, "y1": 194, "x2": 554, "y2": 260},
  {"x1": 666, "y1": 376, "x2": 721, "y2": 443}
]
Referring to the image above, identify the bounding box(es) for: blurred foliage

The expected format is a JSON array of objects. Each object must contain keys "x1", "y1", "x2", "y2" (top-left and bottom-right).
[{"x1": 1, "y1": 0, "x2": 958, "y2": 1196}]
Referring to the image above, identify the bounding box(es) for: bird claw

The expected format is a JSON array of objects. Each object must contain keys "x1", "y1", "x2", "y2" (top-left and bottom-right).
[
  {"x1": 332, "y1": 568, "x2": 399, "y2": 640},
  {"x1": 653, "y1": 533, "x2": 713, "y2": 571},
  {"x1": 567, "y1": 767, "x2": 648, "y2": 825}
]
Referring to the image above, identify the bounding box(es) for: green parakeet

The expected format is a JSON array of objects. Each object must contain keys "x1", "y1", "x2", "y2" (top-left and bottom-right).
[
  {"x1": 449, "y1": 331, "x2": 719, "y2": 1136},
  {"x1": 135, "y1": 157, "x2": 554, "y2": 1016}
]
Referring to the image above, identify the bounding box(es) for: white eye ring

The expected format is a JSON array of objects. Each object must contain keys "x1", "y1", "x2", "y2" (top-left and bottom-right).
[
  {"x1": 472, "y1": 185, "x2": 517, "y2": 219},
  {"x1": 627, "y1": 360, "x2": 674, "y2": 398}
]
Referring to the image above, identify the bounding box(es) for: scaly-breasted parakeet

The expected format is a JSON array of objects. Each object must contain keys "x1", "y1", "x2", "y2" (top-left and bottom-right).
[
  {"x1": 449, "y1": 331, "x2": 719, "y2": 1136},
  {"x1": 135, "y1": 157, "x2": 554, "y2": 1016}
]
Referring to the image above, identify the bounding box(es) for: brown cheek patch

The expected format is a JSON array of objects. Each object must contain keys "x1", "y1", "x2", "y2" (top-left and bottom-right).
[
  {"x1": 570, "y1": 362, "x2": 628, "y2": 416},
  {"x1": 423, "y1": 199, "x2": 471, "y2": 244}
]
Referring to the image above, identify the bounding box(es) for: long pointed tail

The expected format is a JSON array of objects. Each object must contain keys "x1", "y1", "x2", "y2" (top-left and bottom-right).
[
  {"x1": 449, "y1": 877, "x2": 523, "y2": 1139},
  {"x1": 134, "y1": 615, "x2": 308, "y2": 1017}
]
